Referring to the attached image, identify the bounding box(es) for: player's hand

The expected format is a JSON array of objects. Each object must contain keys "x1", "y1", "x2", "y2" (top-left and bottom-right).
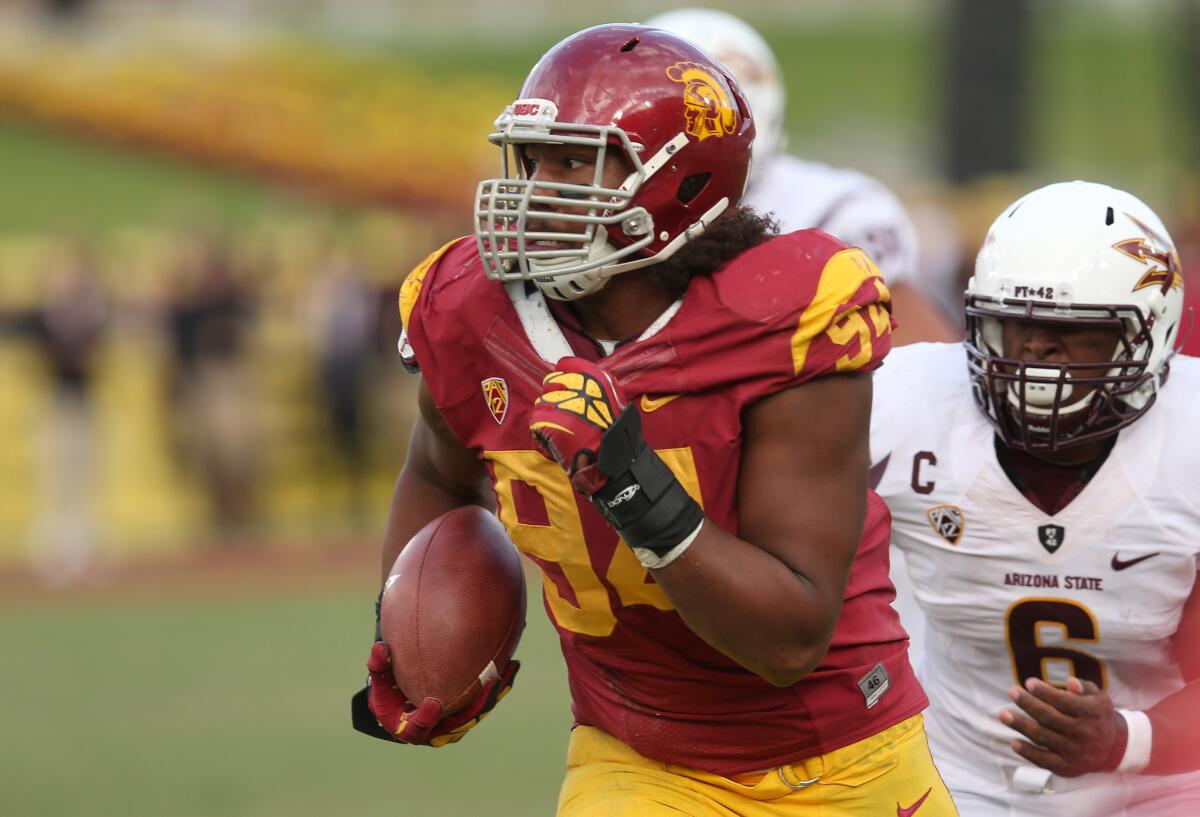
[
  {"x1": 999, "y1": 676, "x2": 1126, "y2": 777},
  {"x1": 358, "y1": 641, "x2": 519, "y2": 747},
  {"x1": 529, "y1": 357, "x2": 626, "y2": 496}
]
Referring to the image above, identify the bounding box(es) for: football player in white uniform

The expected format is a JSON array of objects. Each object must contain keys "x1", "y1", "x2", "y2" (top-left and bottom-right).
[
  {"x1": 645, "y1": 7, "x2": 958, "y2": 346},
  {"x1": 870, "y1": 180, "x2": 1200, "y2": 815}
]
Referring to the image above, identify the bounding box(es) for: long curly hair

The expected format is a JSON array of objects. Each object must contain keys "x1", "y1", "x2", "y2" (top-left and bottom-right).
[{"x1": 647, "y1": 206, "x2": 779, "y2": 298}]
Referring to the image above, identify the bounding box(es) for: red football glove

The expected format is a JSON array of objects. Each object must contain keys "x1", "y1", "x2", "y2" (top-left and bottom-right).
[
  {"x1": 364, "y1": 641, "x2": 519, "y2": 748},
  {"x1": 529, "y1": 357, "x2": 626, "y2": 495}
]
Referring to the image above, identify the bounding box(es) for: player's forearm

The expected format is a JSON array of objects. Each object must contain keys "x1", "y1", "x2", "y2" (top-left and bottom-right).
[
  {"x1": 653, "y1": 521, "x2": 841, "y2": 687},
  {"x1": 382, "y1": 386, "x2": 495, "y2": 582},
  {"x1": 379, "y1": 465, "x2": 494, "y2": 583},
  {"x1": 1142, "y1": 679, "x2": 1200, "y2": 775}
]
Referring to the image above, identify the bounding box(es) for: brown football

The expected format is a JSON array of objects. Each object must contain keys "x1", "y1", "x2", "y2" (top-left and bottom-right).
[{"x1": 379, "y1": 505, "x2": 526, "y2": 715}]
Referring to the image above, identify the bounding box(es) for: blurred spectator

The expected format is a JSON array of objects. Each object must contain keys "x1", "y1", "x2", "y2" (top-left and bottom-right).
[
  {"x1": 308, "y1": 247, "x2": 381, "y2": 518},
  {"x1": 943, "y1": 0, "x2": 1033, "y2": 184},
  {"x1": 167, "y1": 233, "x2": 260, "y2": 540},
  {"x1": 1177, "y1": 0, "x2": 1200, "y2": 357},
  {"x1": 26, "y1": 240, "x2": 107, "y2": 583},
  {"x1": 1177, "y1": 188, "x2": 1200, "y2": 357},
  {"x1": 44, "y1": 0, "x2": 90, "y2": 21}
]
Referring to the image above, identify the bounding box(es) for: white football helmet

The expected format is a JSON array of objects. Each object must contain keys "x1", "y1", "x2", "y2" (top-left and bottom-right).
[
  {"x1": 644, "y1": 8, "x2": 785, "y2": 189},
  {"x1": 965, "y1": 180, "x2": 1185, "y2": 452}
]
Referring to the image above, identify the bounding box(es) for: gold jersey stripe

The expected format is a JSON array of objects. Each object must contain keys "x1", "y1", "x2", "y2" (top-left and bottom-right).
[
  {"x1": 398, "y1": 237, "x2": 465, "y2": 331},
  {"x1": 790, "y1": 248, "x2": 886, "y2": 376}
]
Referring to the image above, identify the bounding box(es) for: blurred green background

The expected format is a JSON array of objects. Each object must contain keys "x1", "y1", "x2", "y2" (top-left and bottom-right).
[{"x1": 2, "y1": 1, "x2": 1198, "y2": 815}]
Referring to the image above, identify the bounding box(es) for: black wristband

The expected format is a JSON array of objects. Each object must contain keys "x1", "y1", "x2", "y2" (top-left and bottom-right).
[
  {"x1": 590, "y1": 404, "x2": 704, "y2": 557},
  {"x1": 374, "y1": 589, "x2": 383, "y2": 643}
]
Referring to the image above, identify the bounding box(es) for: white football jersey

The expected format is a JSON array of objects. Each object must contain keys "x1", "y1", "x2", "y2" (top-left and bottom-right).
[
  {"x1": 871, "y1": 343, "x2": 1200, "y2": 816},
  {"x1": 745, "y1": 153, "x2": 919, "y2": 286}
]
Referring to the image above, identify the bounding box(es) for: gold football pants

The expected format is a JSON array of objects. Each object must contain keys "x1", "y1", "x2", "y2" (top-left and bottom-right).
[{"x1": 558, "y1": 713, "x2": 958, "y2": 816}]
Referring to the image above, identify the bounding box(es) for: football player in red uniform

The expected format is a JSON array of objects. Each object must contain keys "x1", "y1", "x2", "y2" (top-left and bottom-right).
[{"x1": 352, "y1": 24, "x2": 956, "y2": 817}]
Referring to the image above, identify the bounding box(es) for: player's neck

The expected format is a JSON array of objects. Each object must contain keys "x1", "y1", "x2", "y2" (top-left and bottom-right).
[
  {"x1": 1024, "y1": 436, "x2": 1115, "y2": 468},
  {"x1": 569, "y1": 274, "x2": 676, "y2": 342}
]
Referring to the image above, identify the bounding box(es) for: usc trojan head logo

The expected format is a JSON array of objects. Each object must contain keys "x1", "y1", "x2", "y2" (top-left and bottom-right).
[
  {"x1": 481, "y1": 377, "x2": 509, "y2": 425},
  {"x1": 666, "y1": 61, "x2": 738, "y2": 141},
  {"x1": 1114, "y1": 214, "x2": 1183, "y2": 295}
]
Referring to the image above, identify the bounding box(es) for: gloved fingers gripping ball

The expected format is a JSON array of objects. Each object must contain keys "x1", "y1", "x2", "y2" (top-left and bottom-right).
[
  {"x1": 364, "y1": 641, "x2": 520, "y2": 746},
  {"x1": 352, "y1": 506, "x2": 525, "y2": 744},
  {"x1": 348, "y1": 591, "x2": 391, "y2": 742},
  {"x1": 530, "y1": 357, "x2": 626, "y2": 494},
  {"x1": 423, "y1": 659, "x2": 520, "y2": 748}
]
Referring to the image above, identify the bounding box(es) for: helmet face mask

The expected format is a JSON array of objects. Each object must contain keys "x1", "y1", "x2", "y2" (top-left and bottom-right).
[
  {"x1": 964, "y1": 181, "x2": 1185, "y2": 454},
  {"x1": 473, "y1": 24, "x2": 754, "y2": 301},
  {"x1": 966, "y1": 298, "x2": 1155, "y2": 452},
  {"x1": 475, "y1": 100, "x2": 658, "y2": 300}
]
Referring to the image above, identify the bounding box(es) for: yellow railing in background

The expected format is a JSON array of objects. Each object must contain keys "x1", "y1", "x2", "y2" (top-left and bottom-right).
[{"x1": 0, "y1": 216, "x2": 433, "y2": 570}]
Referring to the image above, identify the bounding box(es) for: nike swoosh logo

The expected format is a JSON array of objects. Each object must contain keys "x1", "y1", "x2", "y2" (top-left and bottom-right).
[
  {"x1": 640, "y1": 393, "x2": 682, "y2": 412},
  {"x1": 869, "y1": 453, "x2": 891, "y2": 490},
  {"x1": 1111, "y1": 552, "x2": 1160, "y2": 571},
  {"x1": 897, "y1": 787, "x2": 932, "y2": 817}
]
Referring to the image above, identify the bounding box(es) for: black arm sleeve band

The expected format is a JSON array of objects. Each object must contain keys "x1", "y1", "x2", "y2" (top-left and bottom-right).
[
  {"x1": 352, "y1": 685, "x2": 397, "y2": 741},
  {"x1": 590, "y1": 404, "x2": 704, "y2": 557}
]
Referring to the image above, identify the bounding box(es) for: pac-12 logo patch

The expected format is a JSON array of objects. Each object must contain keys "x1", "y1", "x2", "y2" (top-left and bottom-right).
[
  {"x1": 481, "y1": 377, "x2": 509, "y2": 425},
  {"x1": 926, "y1": 504, "x2": 964, "y2": 545},
  {"x1": 1038, "y1": 524, "x2": 1065, "y2": 554}
]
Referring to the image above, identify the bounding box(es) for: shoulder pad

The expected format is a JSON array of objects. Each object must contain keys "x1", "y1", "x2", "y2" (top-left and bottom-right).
[
  {"x1": 713, "y1": 229, "x2": 850, "y2": 323},
  {"x1": 790, "y1": 244, "x2": 892, "y2": 376},
  {"x1": 397, "y1": 236, "x2": 474, "y2": 332}
]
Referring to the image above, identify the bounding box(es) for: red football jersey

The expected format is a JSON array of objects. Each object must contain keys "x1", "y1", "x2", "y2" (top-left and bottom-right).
[{"x1": 398, "y1": 231, "x2": 926, "y2": 774}]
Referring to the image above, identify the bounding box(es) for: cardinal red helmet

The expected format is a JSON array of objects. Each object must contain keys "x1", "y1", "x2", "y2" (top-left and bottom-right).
[{"x1": 474, "y1": 24, "x2": 755, "y2": 300}]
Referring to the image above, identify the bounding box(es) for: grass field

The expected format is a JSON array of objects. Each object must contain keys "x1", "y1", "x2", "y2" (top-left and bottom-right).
[
  {"x1": 0, "y1": 116, "x2": 282, "y2": 237},
  {"x1": 0, "y1": 561, "x2": 575, "y2": 817}
]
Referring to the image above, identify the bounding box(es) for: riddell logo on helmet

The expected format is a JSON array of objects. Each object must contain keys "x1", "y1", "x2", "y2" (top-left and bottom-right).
[{"x1": 665, "y1": 61, "x2": 738, "y2": 141}]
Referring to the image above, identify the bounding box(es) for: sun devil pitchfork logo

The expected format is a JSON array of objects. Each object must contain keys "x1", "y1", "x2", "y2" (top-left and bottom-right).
[
  {"x1": 666, "y1": 61, "x2": 738, "y2": 141},
  {"x1": 481, "y1": 377, "x2": 509, "y2": 425},
  {"x1": 1114, "y1": 214, "x2": 1183, "y2": 295}
]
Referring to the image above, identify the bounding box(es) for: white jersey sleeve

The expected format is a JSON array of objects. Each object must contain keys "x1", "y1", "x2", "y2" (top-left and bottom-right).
[
  {"x1": 871, "y1": 346, "x2": 1200, "y2": 816},
  {"x1": 744, "y1": 154, "x2": 920, "y2": 286}
]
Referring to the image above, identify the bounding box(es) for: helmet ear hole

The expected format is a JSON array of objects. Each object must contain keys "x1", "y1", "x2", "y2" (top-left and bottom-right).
[{"x1": 677, "y1": 172, "x2": 711, "y2": 205}]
